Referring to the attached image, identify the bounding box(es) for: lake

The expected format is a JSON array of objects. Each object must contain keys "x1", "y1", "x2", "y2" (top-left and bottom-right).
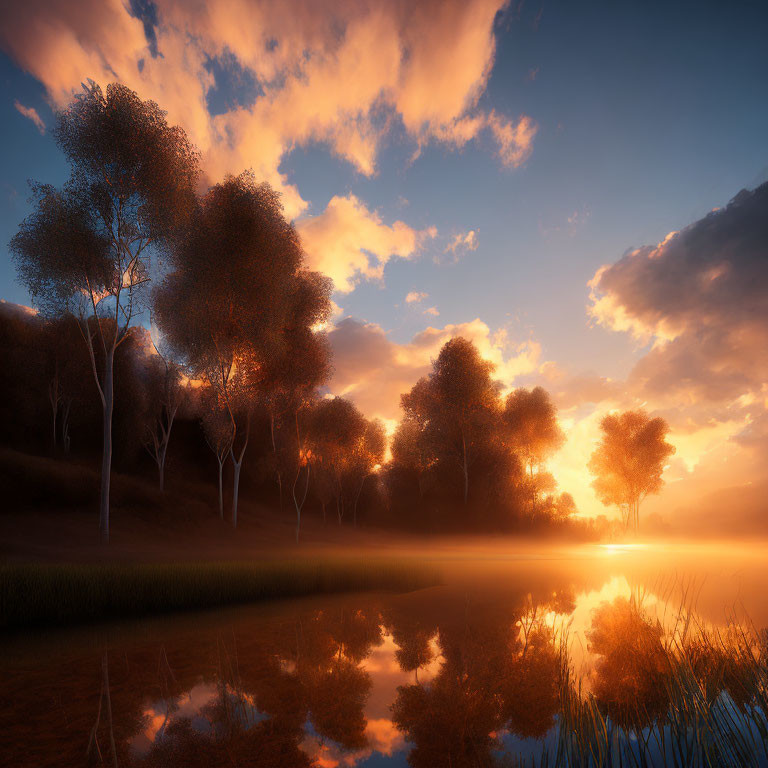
[{"x1": 3, "y1": 541, "x2": 768, "y2": 767}]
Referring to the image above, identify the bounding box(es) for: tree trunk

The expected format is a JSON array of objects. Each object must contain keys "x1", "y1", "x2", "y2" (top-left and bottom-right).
[
  {"x1": 322, "y1": 501, "x2": 326, "y2": 524},
  {"x1": 293, "y1": 462, "x2": 310, "y2": 543},
  {"x1": 634, "y1": 499, "x2": 640, "y2": 533},
  {"x1": 230, "y1": 415, "x2": 250, "y2": 529},
  {"x1": 353, "y1": 475, "x2": 367, "y2": 528},
  {"x1": 270, "y1": 412, "x2": 283, "y2": 512},
  {"x1": 48, "y1": 371, "x2": 60, "y2": 453},
  {"x1": 157, "y1": 438, "x2": 168, "y2": 493},
  {"x1": 62, "y1": 399, "x2": 71, "y2": 454},
  {"x1": 231, "y1": 458, "x2": 242, "y2": 529},
  {"x1": 157, "y1": 405, "x2": 177, "y2": 493},
  {"x1": 217, "y1": 456, "x2": 224, "y2": 520},
  {"x1": 99, "y1": 349, "x2": 115, "y2": 545}
]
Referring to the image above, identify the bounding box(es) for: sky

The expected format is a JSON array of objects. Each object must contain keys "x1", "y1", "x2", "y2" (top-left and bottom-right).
[{"x1": 1, "y1": 0, "x2": 767, "y2": 521}]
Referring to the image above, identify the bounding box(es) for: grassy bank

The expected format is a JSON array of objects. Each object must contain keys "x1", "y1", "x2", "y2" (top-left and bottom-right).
[{"x1": 0, "y1": 558, "x2": 440, "y2": 629}]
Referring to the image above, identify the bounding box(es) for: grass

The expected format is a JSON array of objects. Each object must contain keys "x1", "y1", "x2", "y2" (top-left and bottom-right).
[
  {"x1": 527, "y1": 610, "x2": 768, "y2": 767},
  {"x1": 0, "y1": 558, "x2": 440, "y2": 629}
]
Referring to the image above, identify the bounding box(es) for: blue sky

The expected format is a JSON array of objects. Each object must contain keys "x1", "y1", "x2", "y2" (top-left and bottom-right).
[{"x1": 1, "y1": 0, "x2": 767, "y2": 516}]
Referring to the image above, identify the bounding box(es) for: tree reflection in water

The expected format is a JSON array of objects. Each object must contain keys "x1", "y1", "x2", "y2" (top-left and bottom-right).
[
  {"x1": 2, "y1": 584, "x2": 767, "y2": 767},
  {"x1": 586, "y1": 596, "x2": 671, "y2": 729}
]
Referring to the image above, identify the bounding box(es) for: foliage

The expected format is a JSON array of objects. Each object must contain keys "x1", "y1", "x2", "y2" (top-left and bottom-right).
[{"x1": 588, "y1": 410, "x2": 675, "y2": 531}]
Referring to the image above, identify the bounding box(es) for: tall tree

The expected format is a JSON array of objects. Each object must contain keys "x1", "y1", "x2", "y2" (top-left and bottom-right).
[
  {"x1": 10, "y1": 83, "x2": 198, "y2": 543},
  {"x1": 348, "y1": 417, "x2": 386, "y2": 527},
  {"x1": 155, "y1": 172, "x2": 330, "y2": 528},
  {"x1": 588, "y1": 410, "x2": 675, "y2": 532},
  {"x1": 307, "y1": 397, "x2": 372, "y2": 525},
  {"x1": 401, "y1": 338, "x2": 500, "y2": 506},
  {"x1": 503, "y1": 387, "x2": 564, "y2": 515},
  {"x1": 260, "y1": 272, "x2": 332, "y2": 540}
]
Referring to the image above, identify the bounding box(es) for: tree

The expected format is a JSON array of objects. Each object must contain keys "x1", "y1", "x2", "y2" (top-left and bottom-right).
[
  {"x1": 503, "y1": 387, "x2": 564, "y2": 515},
  {"x1": 588, "y1": 410, "x2": 675, "y2": 532},
  {"x1": 306, "y1": 397, "x2": 375, "y2": 526},
  {"x1": 10, "y1": 82, "x2": 199, "y2": 543},
  {"x1": 348, "y1": 417, "x2": 386, "y2": 527},
  {"x1": 259, "y1": 272, "x2": 332, "y2": 540},
  {"x1": 41, "y1": 315, "x2": 82, "y2": 454},
  {"x1": 401, "y1": 338, "x2": 500, "y2": 506},
  {"x1": 155, "y1": 172, "x2": 330, "y2": 528},
  {"x1": 200, "y1": 387, "x2": 233, "y2": 520},
  {"x1": 140, "y1": 339, "x2": 186, "y2": 492},
  {"x1": 390, "y1": 416, "x2": 434, "y2": 500}
]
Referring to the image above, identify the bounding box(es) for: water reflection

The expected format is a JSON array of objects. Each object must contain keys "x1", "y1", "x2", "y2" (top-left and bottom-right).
[{"x1": 3, "y1": 554, "x2": 768, "y2": 767}]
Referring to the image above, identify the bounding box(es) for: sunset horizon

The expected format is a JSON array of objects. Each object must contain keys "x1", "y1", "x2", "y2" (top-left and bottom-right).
[{"x1": 1, "y1": 2, "x2": 767, "y2": 766}]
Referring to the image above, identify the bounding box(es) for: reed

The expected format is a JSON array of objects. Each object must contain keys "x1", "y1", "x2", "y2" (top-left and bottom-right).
[{"x1": 533, "y1": 613, "x2": 768, "y2": 767}]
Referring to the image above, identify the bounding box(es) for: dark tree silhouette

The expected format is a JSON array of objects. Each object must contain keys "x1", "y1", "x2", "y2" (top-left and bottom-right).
[
  {"x1": 306, "y1": 397, "x2": 382, "y2": 526},
  {"x1": 401, "y1": 337, "x2": 500, "y2": 507},
  {"x1": 259, "y1": 273, "x2": 332, "y2": 540},
  {"x1": 154, "y1": 172, "x2": 330, "y2": 528},
  {"x1": 41, "y1": 316, "x2": 82, "y2": 454},
  {"x1": 385, "y1": 337, "x2": 574, "y2": 532},
  {"x1": 588, "y1": 410, "x2": 675, "y2": 532},
  {"x1": 390, "y1": 416, "x2": 435, "y2": 500},
  {"x1": 10, "y1": 82, "x2": 199, "y2": 543}
]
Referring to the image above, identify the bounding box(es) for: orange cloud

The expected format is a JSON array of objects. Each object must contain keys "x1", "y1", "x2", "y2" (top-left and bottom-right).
[
  {"x1": 13, "y1": 100, "x2": 45, "y2": 133},
  {"x1": 487, "y1": 111, "x2": 538, "y2": 167},
  {"x1": 444, "y1": 229, "x2": 479, "y2": 256},
  {"x1": 296, "y1": 195, "x2": 436, "y2": 292},
  {"x1": 0, "y1": 0, "x2": 535, "y2": 219},
  {"x1": 405, "y1": 291, "x2": 428, "y2": 304}
]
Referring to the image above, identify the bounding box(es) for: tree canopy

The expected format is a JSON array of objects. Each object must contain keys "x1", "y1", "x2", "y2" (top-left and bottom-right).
[{"x1": 588, "y1": 409, "x2": 675, "y2": 532}]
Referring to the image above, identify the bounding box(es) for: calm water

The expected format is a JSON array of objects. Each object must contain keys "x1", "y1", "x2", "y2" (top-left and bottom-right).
[{"x1": 2, "y1": 542, "x2": 768, "y2": 767}]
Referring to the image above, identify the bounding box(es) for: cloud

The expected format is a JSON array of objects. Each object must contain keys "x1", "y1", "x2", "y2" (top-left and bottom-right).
[
  {"x1": 589, "y1": 183, "x2": 768, "y2": 407},
  {"x1": 0, "y1": 299, "x2": 39, "y2": 319},
  {"x1": 296, "y1": 195, "x2": 436, "y2": 293},
  {"x1": 423, "y1": 306, "x2": 440, "y2": 316},
  {"x1": 444, "y1": 229, "x2": 478, "y2": 257},
  {"x1": 487, "y1": 111, "x2": 538, "y2": 167},
  {"x1": 0, "y1": 0, "x2": 534, "y2": 218},
  {"x1": 13, "y1": 100, "x2": 45, "y2": 133},
  {"x1": 327, "y1": 315, "x2": 540, "y2": 422},
  {"x1": 405, "y1": 291, "x2": 428, "y2": 304}
]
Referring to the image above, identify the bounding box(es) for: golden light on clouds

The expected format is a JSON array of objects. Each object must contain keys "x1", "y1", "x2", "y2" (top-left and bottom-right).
[
  {"x1": 297, "y1": 195, "x2": 436, "y2": 293},
  {"x1": 0, "y1": 0, "x2": 534, "y2": 219}
]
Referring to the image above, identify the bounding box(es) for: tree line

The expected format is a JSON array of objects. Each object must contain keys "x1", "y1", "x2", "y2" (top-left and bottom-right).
[{"x1": 7, "y1": 82, "x2": 674, "y2": 542}]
